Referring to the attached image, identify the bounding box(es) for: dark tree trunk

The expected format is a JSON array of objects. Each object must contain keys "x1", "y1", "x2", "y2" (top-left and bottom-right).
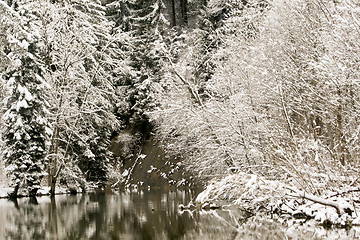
[
  {"x1": 50, "y1": 175, "x2": 57, "y2": 196},
  {"x1": 171, "y1": 0, "x2": 176, "y2": 26},
  {"x1": 8, "y1": 183, "x2": 20, "y2": 199},
  {"x1": 50, "y1": 195, "x2": 59, "y2": 236},
  {"x1": 180, "y1": 0, "x2": 188, "y2": 26},
  {"x1": 29, "y1": 188, "x2": 39, "y2": 197}
]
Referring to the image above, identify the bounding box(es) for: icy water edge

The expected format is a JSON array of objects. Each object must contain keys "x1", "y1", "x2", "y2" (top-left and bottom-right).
[{"x1": 0, "y1": 189, "x2": 359, "y2": 240}]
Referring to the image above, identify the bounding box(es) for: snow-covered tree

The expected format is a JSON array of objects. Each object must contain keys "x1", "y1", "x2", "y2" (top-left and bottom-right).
[
  {"x1": 0, "y1": 0, "x2": 125, "y2": 193},
  {"x1": 0, "y1": 1, "x2": 52, "y2": 197},
  {"x1": 105, "y1": 0, "x2": 131, "y2": 31},
  {"x1": 258, "y1": 0, "x2": 360, "y2": 188},
  {"x1": 151, "y1": 0, "x2": 360, "y2": 196},
  {"x1": 31, "y1": 0, "x2": 122, "y2": 193},
  {"x1": 149, "y1": 0, "x2": 269, "y2": 177},
  {"x1": 122, "y1": 0, "x2": 168, "y2": 130}
]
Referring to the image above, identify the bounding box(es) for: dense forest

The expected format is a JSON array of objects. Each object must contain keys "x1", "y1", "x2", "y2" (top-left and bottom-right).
[{"x1": 1, "y1": 0, "x2": 360, "y2": 216}]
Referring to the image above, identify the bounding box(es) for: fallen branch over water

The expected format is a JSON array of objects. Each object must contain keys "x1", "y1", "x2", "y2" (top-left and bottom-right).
[
  {"x1": 287, "y1": 187, "x2": 352, "y2": 215},
  {"x1": 124, "y1": 149, "x2": 146, "y2": 186}
]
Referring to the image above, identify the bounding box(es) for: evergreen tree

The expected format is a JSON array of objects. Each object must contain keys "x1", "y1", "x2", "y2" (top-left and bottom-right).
[
  {"x1": 67, "y1": 0, "x2": 118, "y2": 187},
  {"x1": 105, "y1": 0, "x2": 131, "y2": 31},
  {"x1": 104, "y1": 0, "x2": 136, "y2": 127},
  {"x1": 125, "y1": 0, "x2": 168, "y2": 131},
  {"x1": 193, "y1": 0, "x2": 234, "y2": 95},
  {"x1": 76, "y1": 115, "x2": 112, "y2": 185},
  {"x1": 0, "y1": 1, "x2": 51, "y2": 197}
]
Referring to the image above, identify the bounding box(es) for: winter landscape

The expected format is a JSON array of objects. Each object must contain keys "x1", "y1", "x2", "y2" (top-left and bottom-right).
[{"x1": 1, "y1": 0, "x2": 360, "y2": 239}]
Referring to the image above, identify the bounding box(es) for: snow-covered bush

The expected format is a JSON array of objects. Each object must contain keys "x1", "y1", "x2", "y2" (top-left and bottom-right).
[
  {"x1": 195, "y1": 173, "x2": 360, "y2": 227},
  {"x1": 195, "y1": 173, "x2": 286, "y2": 211},
  {"x1": 151, "y1": 0, "x2": 360, "y2": 195}
]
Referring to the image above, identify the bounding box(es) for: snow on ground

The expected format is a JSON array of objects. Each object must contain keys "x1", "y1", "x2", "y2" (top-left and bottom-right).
[
  {"x1": 0, "y1": 188, "x2": 12, "y2": 198},
  {"x1": 196, "y1": 173, "x2": 287, "y2": 210},
  {"x1": 0, "y1": 186, "x2": 78, "y2": 198},
  {"x1": 195, "y1": 173, "x2": 360, "y2": 228},
  {"x1": 0, "y1": 160, "x2": 73, "y2": 198}
]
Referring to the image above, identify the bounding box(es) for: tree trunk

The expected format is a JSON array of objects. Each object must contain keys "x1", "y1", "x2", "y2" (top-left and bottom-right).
[
  {"x1": 8, "y1": 183, "x2": 20, "y2": 199},
  {"x1": 180, "y1": 0, "x2": 188, "y2": 26},
  {"x1": 171, "y1": 0, "x2": 176, "y2": 26},
  {"x1": 337, "y1": 104, "x2": 346, "y2": 166},
  {"x1": 50, "y1": 177, "x2": 56, "y2": 196},
  {"x1": 49, "y1": 126, "x2": 59, "y2": 196},
  {"x1": 336, "y1": 89, "x2": 348, "y2": 166},
  {"x1": 48, "y1": 91, "x2": 62, "y2": 195},
  {"x1": 288, "y1": 187, "x2": 350, "y2": 215}
]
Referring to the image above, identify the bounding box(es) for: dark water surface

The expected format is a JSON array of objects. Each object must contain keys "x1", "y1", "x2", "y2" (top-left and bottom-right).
[{"x1": 0, "y1": 189, "x2": 359, "y2": 240}]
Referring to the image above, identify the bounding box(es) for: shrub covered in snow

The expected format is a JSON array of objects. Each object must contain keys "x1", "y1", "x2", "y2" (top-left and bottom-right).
[
  {"x1": 195, "y1": 173, "x2": 287, "y2": 210},
  {"x1": 195, "y1": 173, "x2": 360, "y2": 227}
]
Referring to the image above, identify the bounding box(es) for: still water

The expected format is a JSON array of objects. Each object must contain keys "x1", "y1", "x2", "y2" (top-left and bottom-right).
[{"x1": 0, "y1": 189, "x2": 359, "y2": 240}]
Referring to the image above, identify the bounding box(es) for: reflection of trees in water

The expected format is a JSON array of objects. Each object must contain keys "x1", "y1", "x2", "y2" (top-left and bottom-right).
[
  {"x1": 181, "y1": 210, "x2": 360, "y2": 240},
  {"x1": 6, "y1": 197, "x2": 47, "y2": 240},
  {"x1": 3, "y1": 191, "x2": 360, "y2": 239},
  {"x1": 3, "y1": 190, "x2": 198, "y2": 240},
  {"x1": 110, "y1": 190, "x2": 197, "y2": 240},
  {"x1": 61, "y1": 190, "x2": 198, "y2": 239},
  {"x1": 181, "y1": 210, "x2": 289, "y2": 240}
]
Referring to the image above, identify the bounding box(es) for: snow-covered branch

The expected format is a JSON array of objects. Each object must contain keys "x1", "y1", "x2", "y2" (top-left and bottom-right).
[{"x1": 287, "y1": 187, "x2": 352, "y2": 215}]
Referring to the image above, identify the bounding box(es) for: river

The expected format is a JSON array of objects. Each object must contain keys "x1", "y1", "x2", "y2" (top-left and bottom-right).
[{"x1": 0, "y1": 188, "x2": 359, "y2": 239}]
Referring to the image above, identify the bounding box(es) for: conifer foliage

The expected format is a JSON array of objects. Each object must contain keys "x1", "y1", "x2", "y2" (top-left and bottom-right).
[
  {"x1": 0, "y1": 0, "x2": 123, "y2": 196},
  {"x1": 125, "y1": 0, "x2": 168, "y2": 128},
  {"x1": 0, "y1": 1, "x2": 51, "y2": 197}
]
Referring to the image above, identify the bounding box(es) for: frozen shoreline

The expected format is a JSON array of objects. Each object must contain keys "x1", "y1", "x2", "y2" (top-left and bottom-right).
[
  {"x1": 0, "y1": 186, "x2": 85, "y2": 199},
  {"x1": 193, "y1": 173, "x2": 360, "y2": 228}
]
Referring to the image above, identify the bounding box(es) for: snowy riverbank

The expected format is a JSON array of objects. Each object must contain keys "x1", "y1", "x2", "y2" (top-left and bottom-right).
[
  {"x1": 0, "y1": 186, "x2": 82, "y2": 199},
  {"x1": 193, "y1": 173, "x2": 360, "y2": 228},
  {"x1": 0, "y1": 164, "x2": 72, "y2": 198}
]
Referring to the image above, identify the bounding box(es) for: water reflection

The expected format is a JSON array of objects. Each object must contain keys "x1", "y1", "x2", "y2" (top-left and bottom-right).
[
  {"x1": 0, "y1": 189, "x2": 359, "y2": 239},
  {"x1": 0, "y1": 189, "x2": 199, "y2": 240}
]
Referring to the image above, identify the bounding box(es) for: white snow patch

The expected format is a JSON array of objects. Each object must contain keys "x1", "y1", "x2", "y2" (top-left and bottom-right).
[
  {"x1": 147, "y1": 165, "x2": 157, "y2": 173},
  {"x1": 15, "y1": 117, "x2": 23, "y2": 127},
  {"x1": 13, "y1": 59, "x2": 22, "y2": 67},
  {"x1": 6, "y1": 77, "x2": 16, "y2": 87},
  {"x1": 14, "y1": 132, "x2": 21, "y2": 140},
  {"x1": 45, "y1": 126, "x2": 53, "y2": 136},
  {"x1": 84, "y1": 148, "x2": 95, "y2": 158},
  {"x1": 37, "y1": 187, "x2": 51, "y2": 196},
  {"x1": 16, "y1": 99, "x2": 28, "y2": 111},
  {"x1": 19, "y1": 39, "x2": 29, "y2": 49},
  {"x1": 122, "y1": 169, "x2": 129, "y2": 177},
  {"x1": 0, "y1": 188, "x2": 13, "y2": 198}
]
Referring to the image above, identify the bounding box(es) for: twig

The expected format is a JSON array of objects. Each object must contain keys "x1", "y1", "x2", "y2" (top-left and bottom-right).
[
  {"x1": 330, "y1": 188, "x2": 360, "y2": 198},
  {"x1": 125, "y1": 149, "x2": 144, "y2": 186}
]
